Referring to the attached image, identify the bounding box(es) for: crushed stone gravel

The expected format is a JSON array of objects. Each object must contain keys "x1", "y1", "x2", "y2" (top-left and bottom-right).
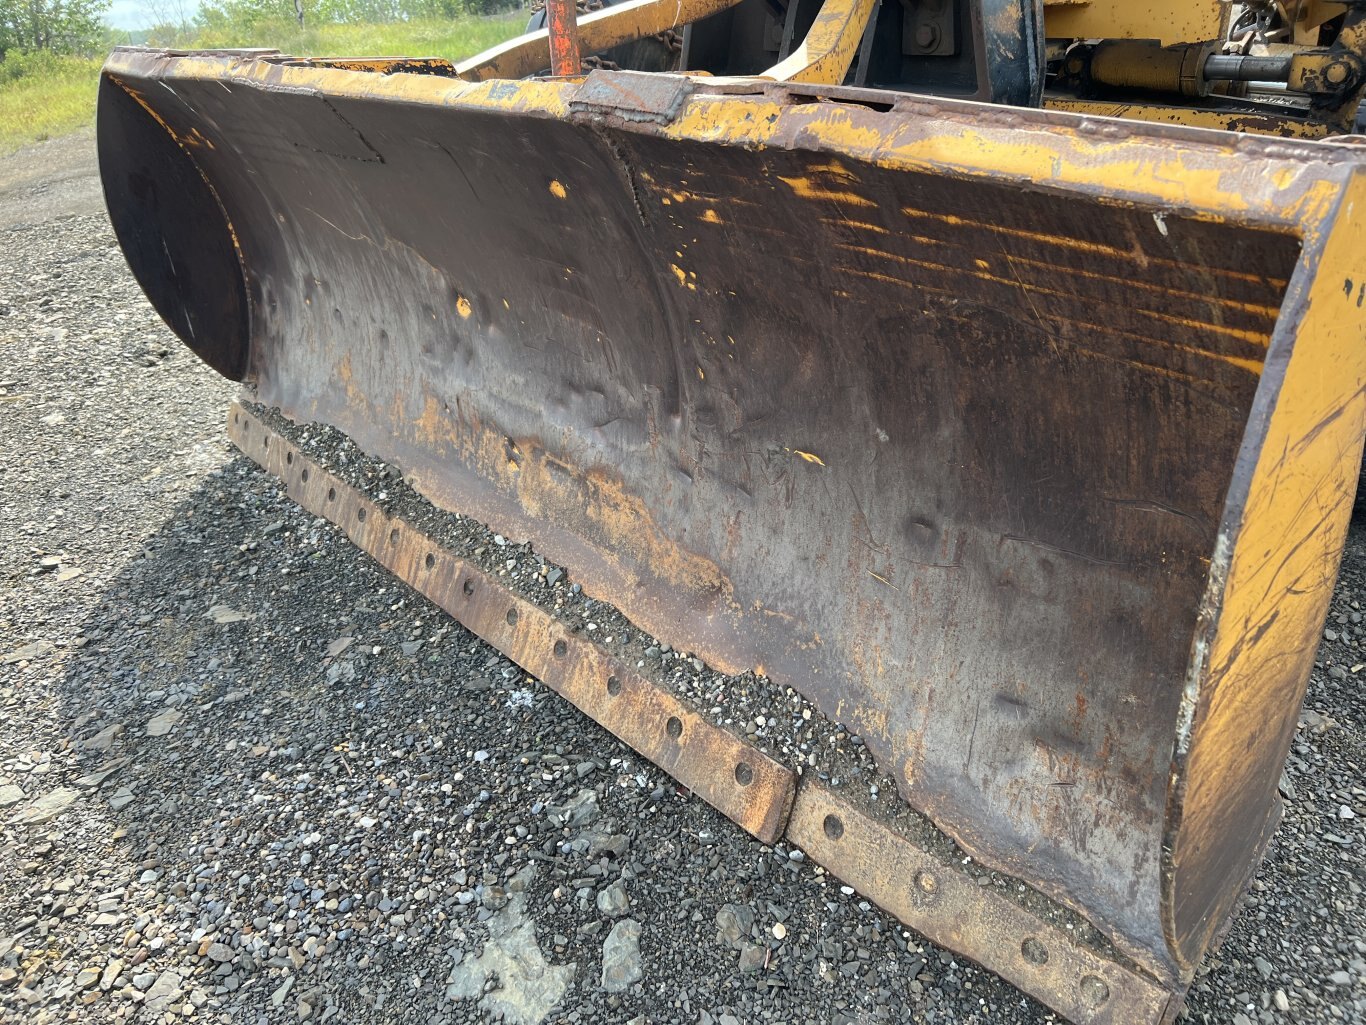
[{"x1": 1, "y1": 134, "x2": 1364, "y2": 1025}]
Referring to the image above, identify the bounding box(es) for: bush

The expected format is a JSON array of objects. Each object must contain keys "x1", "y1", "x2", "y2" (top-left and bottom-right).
[
  {"x1": 0, "y1": 47, "x2": 101, "y2": 152},
  {"x1": 0, "y1": 46, "x2": 90, "y2": 82}
]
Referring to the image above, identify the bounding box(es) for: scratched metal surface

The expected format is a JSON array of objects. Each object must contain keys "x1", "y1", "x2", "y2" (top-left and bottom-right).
[{"x1": 97, "y1": 56, "x2": 1325, "y2": 980}]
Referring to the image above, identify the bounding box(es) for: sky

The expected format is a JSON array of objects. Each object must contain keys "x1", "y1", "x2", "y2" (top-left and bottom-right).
[{"x1": 106, "y1": 0, "x2": 202, "y2": 30}]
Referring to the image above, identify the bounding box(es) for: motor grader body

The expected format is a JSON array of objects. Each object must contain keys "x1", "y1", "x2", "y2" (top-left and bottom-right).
[{"x1": 97, "y1": 1, "x2": 1366, "y2": 1021}]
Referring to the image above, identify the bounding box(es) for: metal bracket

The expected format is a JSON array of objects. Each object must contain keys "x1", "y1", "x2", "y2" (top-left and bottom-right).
[
  {"x1": 570, "y1": 69, "x2": 696, "y2": 123},
  {"x1": 899, "y1": 0, "x2": 956, "y2": 57}
]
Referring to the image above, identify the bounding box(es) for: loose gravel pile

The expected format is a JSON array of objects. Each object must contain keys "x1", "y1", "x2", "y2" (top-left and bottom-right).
[{"x1": 1, "y1": 135, "x2": 1364, "y2": 1025}]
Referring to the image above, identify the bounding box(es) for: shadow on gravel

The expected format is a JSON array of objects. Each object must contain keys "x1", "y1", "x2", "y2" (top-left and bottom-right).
[
  {"x1": 8, "y1": 449, "x2": 1365, "y2": 1025},
  {"x1": 19, "y1": 452, "x2": 975, "y2": 1025}
]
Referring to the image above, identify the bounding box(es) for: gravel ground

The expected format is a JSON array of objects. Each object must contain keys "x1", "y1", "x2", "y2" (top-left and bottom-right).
[{"x1": 1, "y1": 131, "x2": 1364, "y2": 1025}]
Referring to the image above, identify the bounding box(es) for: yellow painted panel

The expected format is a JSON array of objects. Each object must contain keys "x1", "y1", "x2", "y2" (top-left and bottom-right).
[
  {"x1": 764, "y1": 0, "x2": 879, "y2": 85},
  {"x1": 1044, "y1": 0, "x2": 1227, "y2": 44},
  {"x1": 1168, "y1": 171, "x2": 1366, "y2": 969}
]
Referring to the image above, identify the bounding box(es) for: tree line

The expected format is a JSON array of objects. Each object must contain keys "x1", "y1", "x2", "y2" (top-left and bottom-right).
[
  {"x1": 0, "y1": 0, "x2": 518, "y2": 61},
  {"x1": 197, "y1": 0, "x2": 517, "y2": 30},
  {"x1": 0, "y1": 0, "x2": 109, "y2": 56}
]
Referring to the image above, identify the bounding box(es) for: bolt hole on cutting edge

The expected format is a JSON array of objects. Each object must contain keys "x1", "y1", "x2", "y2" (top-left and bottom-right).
[
  {"x1": 606, "y1": 675, "x2": 621, "y2": 695},
  {"x1": 462, "y1": 579, "x2": 474, "y2": 596},
  {"x1": 823, "y1": 814, "x2": 844, "y2": 840},
  {"x1": 301, "y1": 468, "x2": 309, "y2": 483},
  {"x1": 734, "y1": 761, "x2": 754, "y2": 786},
  {"x1": 666, "y1": 716, "x2": 683, "y2": 739},
  {"x1": 506, "y1": 608, "x2": 518, "y2": 626},
  {"x1": 357, "y1": 508, "x2": 366, "y2": 522},
  {"x1": 1080, "y1": 975, "x2": 1110, "y2": 1008},
  {"x1": 326, "y1": 487, "x2": 336, "y2": 502}
]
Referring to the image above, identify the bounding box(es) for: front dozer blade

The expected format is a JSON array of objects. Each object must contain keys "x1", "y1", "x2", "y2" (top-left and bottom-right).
[{"x1": 97, "y1": 47, "x2": 1366, "y2": 1023}]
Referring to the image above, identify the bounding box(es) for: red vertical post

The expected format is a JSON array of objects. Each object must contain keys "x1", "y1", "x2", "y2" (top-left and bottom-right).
[{"x1": 546, "y1": 0, "x2": 583, "y2": 76}]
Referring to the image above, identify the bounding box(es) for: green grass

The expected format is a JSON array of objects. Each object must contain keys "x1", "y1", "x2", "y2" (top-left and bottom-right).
[
  {"x1": 0, "y1": 14, "x2": 525, "y2": 155},
  {"x1": 192, "y1": 14, "x2": 526, "y2": 60},
  {"x1": 0, "y1": 52, "x2": 103, "y2": 155}
]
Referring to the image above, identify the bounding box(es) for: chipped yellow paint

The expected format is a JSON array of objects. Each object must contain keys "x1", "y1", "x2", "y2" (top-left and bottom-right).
[
  {"x1": 806, "y1": 159, "x2": 859, "y2": 179},
  {"x1": 764, "y1": 0, "x2": 879, "y2": 85},
  {"x1": 831, "y1": 238, "x2": 1280, "y2": 319},
  {"x1": 793, "y1": 450, "x2": 826, "y2": 465},
  {"x1": 659, "y1": 98, "x2": 1342, "y2": 232},
  {"x1": 895, "y1": 207, "x2": 1291, "y2": 291},
  {"x1": 1167, "y1": 172, "x2": 1366, "y2": 970},
  {"x1": 184, "y1": 126, "x2": 216, "y2": 149},
  {"x1": 844, "y1": 265, "x2": 1261, "y2": 381},
  {"x1": 1044, "y1": 96, "x2": 1332, "y2": 139},
  {"x1": 106, "y1": 44, "x2": 1346, "y2": 235},
  {"x1": 776, "y1": 175, "x2": 876, "y2": 208},
  {"x1": 653, "y1": 184, "x2": 761, "y2": 208},
  {"x1": 834, "y1": 239, "x2": 1273, "y2": 350},
  {"x1": 702, "y1": 209, "x2": 722, "y2": 224},
  {"x1": 549, "y1": 179, "x2": 568, "y2": 199},
  {"x1": 697, "y1": 366, "x2": 705, "y2": 381},
  {"x1": 456, "y1": 296, "x2": 473, "y2": 318},
  {"x1": 1043, "y1": 0, "x2": 1226, "y2": 47},
  {"x1": 822, "y1": 217, "x2": 889, "y2": 236},
  {"x1": 110, "y1": 51, "x2": 576, "y2": 123}
]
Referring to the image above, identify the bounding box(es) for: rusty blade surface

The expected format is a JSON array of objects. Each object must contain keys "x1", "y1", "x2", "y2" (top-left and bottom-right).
[
  {"x1": 226, "y1": 402, "x2": 797, "y2": 842},
  {"x1": 97, "y1": 49, "x2": 1366, "y2": 983}
]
